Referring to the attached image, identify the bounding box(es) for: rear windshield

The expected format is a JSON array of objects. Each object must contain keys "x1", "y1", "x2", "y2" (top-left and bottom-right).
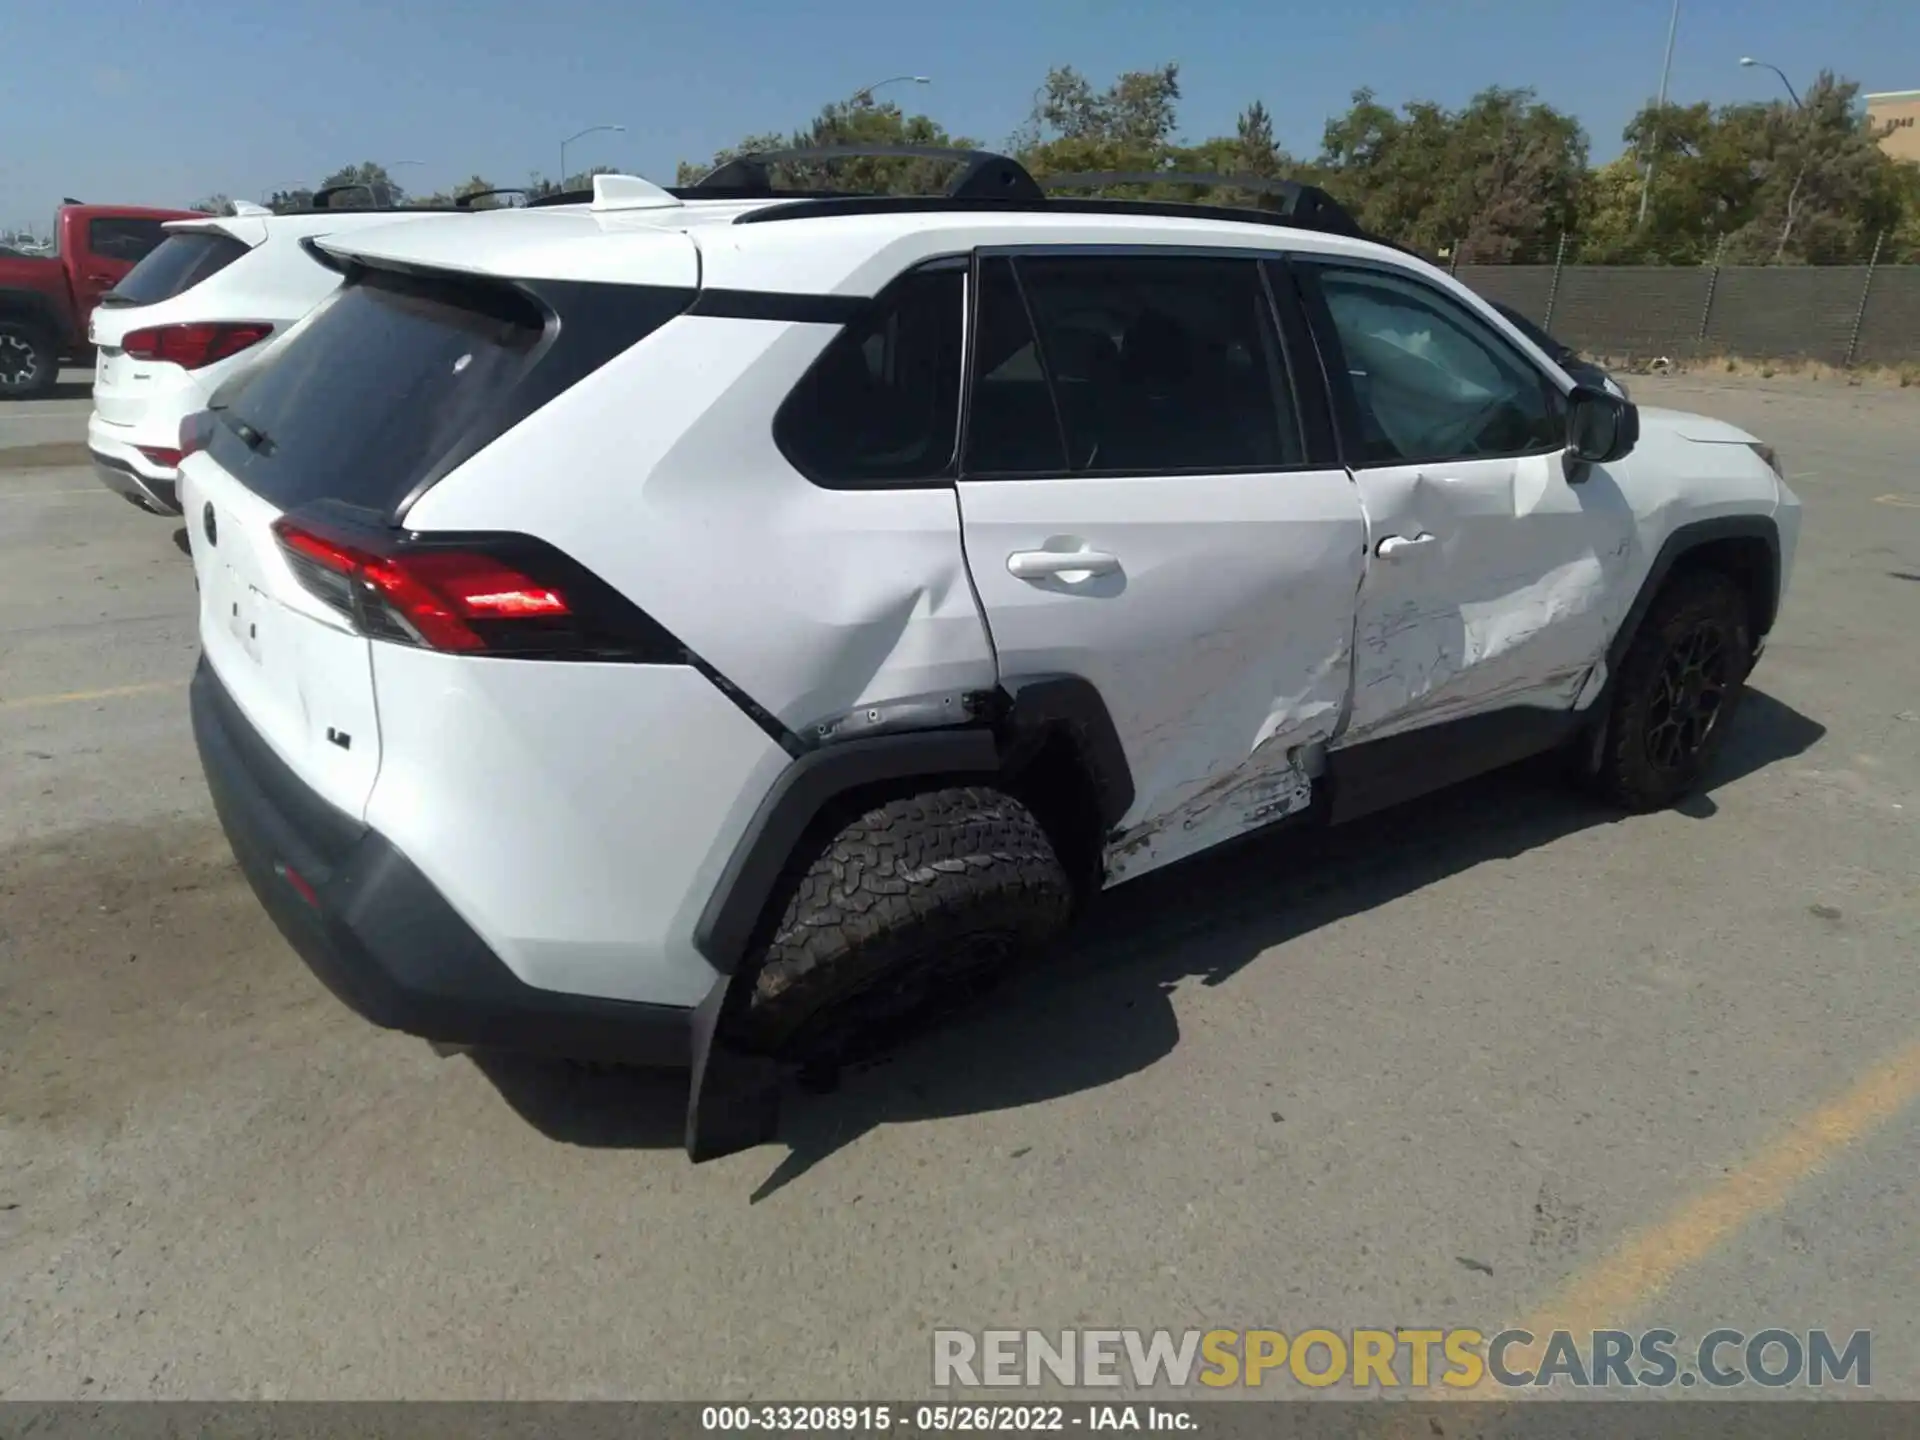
[
  {"x1": 107, "y1": 231, "x2": 253, "y2": 307},
  {"x1": 208, "y1": 269, "x2": 549, "y2": 514}
]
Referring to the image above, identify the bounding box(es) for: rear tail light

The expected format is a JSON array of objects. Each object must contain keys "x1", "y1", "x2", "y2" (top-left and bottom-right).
[
  {"x1": 270, "y1": 513, "x2": 683, "y2": 661},
  {"x1": 136, "y1": 445, "x2": 185, "y2": 468},
  {"x1": 121, "y1": 321, "x2": 273, "y2": 369}
]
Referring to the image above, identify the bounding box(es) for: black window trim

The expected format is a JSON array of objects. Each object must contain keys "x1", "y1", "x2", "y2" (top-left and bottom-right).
[
  {"x1": 1291, "y1": 254, "x2": 1571, "y2": 472},
  {"x1": 957, "y1": 243, "x2": 1331, "y2": 484},
  {"x1": 769, "y1": 254, "x2": 971, "y2": 492}
]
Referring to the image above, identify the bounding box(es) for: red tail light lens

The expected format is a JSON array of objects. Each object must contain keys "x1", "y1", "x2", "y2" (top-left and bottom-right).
[
  {"x1": 121, "y1": 322, "x2": 273, "y2": 369},
  {"x1": 273, "y1": 520, "x2": 572, "y2": 652},
  {"x1": 136, "y1": 445, "x2": 185, "y2": 468}
]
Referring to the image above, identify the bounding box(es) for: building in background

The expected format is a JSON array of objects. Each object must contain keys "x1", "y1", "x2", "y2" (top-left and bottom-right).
[{"x1": 1866, "y1": 90, "x2": 1920, "y2": 163}]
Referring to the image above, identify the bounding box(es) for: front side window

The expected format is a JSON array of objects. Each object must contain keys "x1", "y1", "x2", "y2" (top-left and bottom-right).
[
  {"x1": 89, "y1": 217, "x2": 169, "y2": 264},
  {"x1": 965, "y1": 253, "x2": 1302, "y2": 477},
  {"x1": 1309, "y1": 264, "x2": 1565, "y2": 466},
  {"x1": 774, "y1": 265, "x2": 964, "y2": 487}
]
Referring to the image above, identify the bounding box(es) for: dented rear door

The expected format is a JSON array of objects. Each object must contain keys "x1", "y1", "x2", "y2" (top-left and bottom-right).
[{"x1": 954, "y1": 251, "x2": 1368, "y2": 884}]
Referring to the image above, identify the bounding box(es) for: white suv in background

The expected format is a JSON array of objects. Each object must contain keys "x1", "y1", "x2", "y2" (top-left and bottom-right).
[
  {"x1": 178, "y1": 157, "x2": 1801, "y2": 1163},
  {"x1": 89, "y1": 200, "x2": 460, "y2": 515}
]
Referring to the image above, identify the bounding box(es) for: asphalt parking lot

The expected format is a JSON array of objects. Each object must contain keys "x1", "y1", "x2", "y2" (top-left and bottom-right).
[{"x1": 2, "y1": 373, "x2": 1916, "y2": 1401}]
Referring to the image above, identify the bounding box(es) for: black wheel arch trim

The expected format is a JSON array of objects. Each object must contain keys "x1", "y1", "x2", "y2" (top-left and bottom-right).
[
  {"x1": 0, "y1": 288, "x2": 72, "y2": 354},
  {"x1": 692, "y1": 727, "x2": 1003, "y2": 974},
  {"x1": 692, "y1": 673, "x2": 1137, "y2": 975},
  {"x1": 996, "y1": 674, "x2": 1135, "y2": 830},
  {"x1": 1605, "y1": 514, "x2": 1781, "y2": 678}
]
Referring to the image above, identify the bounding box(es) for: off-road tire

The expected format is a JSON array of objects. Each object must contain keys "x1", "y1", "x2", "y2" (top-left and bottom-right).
[
  {"x1": 0, "y1": 318, "x2": 58, "y2": 399},
  {"x1": 735, "y1": 786, "x2": 1074, "y2": 1064},
  {"x1": 1591, "y1": 569, "x2": 1752, "y2": 811}
]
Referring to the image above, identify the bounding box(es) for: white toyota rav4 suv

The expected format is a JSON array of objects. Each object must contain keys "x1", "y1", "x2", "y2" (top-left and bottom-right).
[
  {"x1": 89, "y1": 189, "x2": 480, "y2": 515},
  {"x1": 178, "y1": 153, "x2": 1802, "y2": 1161}
]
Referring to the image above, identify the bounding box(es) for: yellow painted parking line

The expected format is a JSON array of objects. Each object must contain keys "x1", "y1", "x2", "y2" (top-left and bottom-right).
[
  {"x1": 0, "y1": 488, "x2": 110, "y2": 500},
  {"x1": 0, "y1": 679, "x2": 184, "y2": 711},
  {"x1": 1453, "y1": 1033, "x2": 1920, "y2": 1396}
]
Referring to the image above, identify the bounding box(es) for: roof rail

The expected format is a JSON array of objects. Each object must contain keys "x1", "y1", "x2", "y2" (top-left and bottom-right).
[
  {"x1": 1039, "y1": 171, "x2": 1362, "y2": 232},
  {"x1": 693, "y1": 145, "x2": 1044, "y2": 202}
]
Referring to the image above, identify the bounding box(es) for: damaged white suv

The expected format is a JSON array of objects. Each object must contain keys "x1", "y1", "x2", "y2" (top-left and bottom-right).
[{"x1": 180, "y1": 153, "x2": 1801, "y2": 1161}]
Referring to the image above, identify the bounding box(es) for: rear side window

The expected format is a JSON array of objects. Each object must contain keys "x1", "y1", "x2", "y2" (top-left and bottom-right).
[
  {"x1": 965, "y1": 253, "x2": 1303, "y2": 477},
  {"x1": 108, "y1": 232, "x2": 253, "y2": 307},
  {"x1": 774, "y1": 264, "x2": 964, "y2": 487},
  {"x1": 88, "y1": 217, "x2": 169, "y2": 264},
  {"x1": 207, "y1": 268, "x2": 692, "y2": 516}
]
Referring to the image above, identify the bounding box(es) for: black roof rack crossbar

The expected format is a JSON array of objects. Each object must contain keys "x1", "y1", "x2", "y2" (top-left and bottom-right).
[
  {"x1": 453, "y1": 187, "x2": 535, "y2": 209},
  {"x1": 1040, "y1": 171, "x2": 1361, "y2": 231},
  {"x1": 694, "y1": 145, "x2": 1044, "y2": 202},
  {"x1": 310, "y1": 182, "x2": 410, "y2": 209}
]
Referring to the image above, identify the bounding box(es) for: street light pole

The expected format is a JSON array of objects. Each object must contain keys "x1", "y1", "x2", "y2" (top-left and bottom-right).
[
  {"x1": 850, "y1": 74, "x2": 930, "y2": 108},
  {"x1": 560, "y1": 125, "x2": 626, "y2": 188},
  {"x1": 1637, "y1": 0, "x2": 1682, "y2": 226},
  {"x1": 1739, "y1": 57, "x2": 1804, "y2": 109},
  {"x1": 1742, "y1": 59, "x2": 1812, "y2": 262}
]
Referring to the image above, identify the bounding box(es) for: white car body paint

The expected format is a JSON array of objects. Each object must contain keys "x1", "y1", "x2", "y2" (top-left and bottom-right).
[
  {"x1": 88, "y1": 211, "x2": 449, "y2": 504},
  {"x1": 953, "y1": 467, "x2": 1365, "y2": 883},
  {"x1": 186, "y1": 185, "x2": 1800, "y2": 1013}
]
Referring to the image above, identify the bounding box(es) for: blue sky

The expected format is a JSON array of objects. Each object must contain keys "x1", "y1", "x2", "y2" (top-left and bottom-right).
[{"x1": 5, "y1": 0, "x2": 1916, "y2": 232}]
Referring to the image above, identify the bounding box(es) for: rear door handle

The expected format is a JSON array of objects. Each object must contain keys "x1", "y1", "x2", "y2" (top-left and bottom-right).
[
  {"x1": 1007, "y1": 548, "x2": 1120, "y2": 580},
  {"x1": 1376, "y1": 532, "x2": 1436, "y2": 559}
]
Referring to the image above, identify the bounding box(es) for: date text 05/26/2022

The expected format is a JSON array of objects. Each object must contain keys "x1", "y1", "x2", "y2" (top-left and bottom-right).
[{"x1": 702, "y1": 1405, "x2": 1195, "y2": 1433}]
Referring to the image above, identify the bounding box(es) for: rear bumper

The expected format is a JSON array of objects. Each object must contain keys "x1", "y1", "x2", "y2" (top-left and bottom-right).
[
  {"x1": 190, "y1": 655, "x2": 697, "y2": 1069},
  {"x1": 87, "y1": 415, "x2": 180, "y2": 515}
]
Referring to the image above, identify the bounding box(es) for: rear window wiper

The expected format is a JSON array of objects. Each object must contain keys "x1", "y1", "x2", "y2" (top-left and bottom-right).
[{"x1": 215, "y1": 408, "x2": 276, "y2": 455}]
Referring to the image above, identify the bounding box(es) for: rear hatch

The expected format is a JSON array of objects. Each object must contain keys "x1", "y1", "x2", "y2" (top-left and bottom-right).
[
  {"x1": 93, "y1": 218, "x2": 265, "y2": 430},
  {"x1": 181, "y1": 214, "x2": 700, "y2": 820}
]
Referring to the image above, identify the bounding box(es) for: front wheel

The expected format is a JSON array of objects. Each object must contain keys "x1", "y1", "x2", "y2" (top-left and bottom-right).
[
  {"x1": 735, "y1": 785, "x2": 1074, "y2": 1065},
  {"x1": 0, "y1": 319, "x2": 58, "y2": 399},
  {"x1": 1590, "y1": 570, "x2": 1753, "y2": 811}
]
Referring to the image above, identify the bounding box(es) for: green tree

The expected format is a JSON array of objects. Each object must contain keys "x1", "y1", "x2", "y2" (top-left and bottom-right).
[
  {"x1": 317, "y1": 162, "x2": 403, "y2": 206},
  {"x1": 266, "y1": 187, "x2": 315, "y2": 214},
  {"x1": 1014, "y1": 63, "x2": 1185, "y2": 179},
  {"x1": 678, "y1": 101, "x2": 975, "y2": 195},
  {"x1": 1603, "y1": 76, "x2": 1906, "y2": 263},
  {"x1": 1319, "y1": 86, "x2": 1588, "y2": 260},
  {"x1": 188, "y1": 192, "x2": 234, "y2": 215}
]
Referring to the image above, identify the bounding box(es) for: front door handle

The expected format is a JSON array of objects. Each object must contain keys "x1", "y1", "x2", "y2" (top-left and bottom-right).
[
  {"x1": 1376, "y1": 532, "x2": 1435, "y2": 559},
  {"x1": 1007, "y1": 548, "x2": 1120, "y2": 581}
]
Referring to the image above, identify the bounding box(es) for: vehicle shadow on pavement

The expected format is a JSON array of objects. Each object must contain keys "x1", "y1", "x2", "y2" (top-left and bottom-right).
[{"x1": 475, "y1": 689, "x2": 1824, "y2": 1200}]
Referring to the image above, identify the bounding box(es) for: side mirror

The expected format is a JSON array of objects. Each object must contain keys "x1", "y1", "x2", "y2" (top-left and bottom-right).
[{"x1": 1566, "y1": 385, "x2": 1638, "y2": 465}]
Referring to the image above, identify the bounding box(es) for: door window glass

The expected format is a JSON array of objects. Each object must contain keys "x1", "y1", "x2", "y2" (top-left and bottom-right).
[
  {"x1": 964, "y1": 253, "x2": 1302, "y2": 476},
  {"x1": 1312, "y1": 265, "x2": 1565, "y2": 465}
]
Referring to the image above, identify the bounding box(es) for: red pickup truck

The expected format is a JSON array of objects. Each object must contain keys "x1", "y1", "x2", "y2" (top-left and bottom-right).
[{"x1": 0, "y1": 201, "x2": 202, "y2": 398}]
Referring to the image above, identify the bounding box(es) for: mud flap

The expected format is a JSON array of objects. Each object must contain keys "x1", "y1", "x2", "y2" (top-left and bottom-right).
[{"x1": 684, "y1": 972, "x2": 783, "y2": 1162}]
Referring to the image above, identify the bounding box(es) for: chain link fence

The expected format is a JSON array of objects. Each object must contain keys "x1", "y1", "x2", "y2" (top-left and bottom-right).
[{"x1": 1436, "y1": 235, "x2": 1919, "y2": 370}]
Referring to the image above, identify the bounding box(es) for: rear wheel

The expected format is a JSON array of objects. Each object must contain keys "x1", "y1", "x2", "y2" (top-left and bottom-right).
[
  {"x1": 0, "y1": 318, "x2": 58, "y2": 399},
  {"x1": 1590, "y1": 570, "x2": 1752, "y2": 811},
  {"x1": 735, "y1": 785, "x2": 1074, "y2": 1065}
]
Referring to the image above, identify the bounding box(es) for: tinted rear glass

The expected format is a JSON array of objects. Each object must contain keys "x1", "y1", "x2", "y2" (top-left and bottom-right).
[
  {"x1": 209, "y1": 270, "x2": 548, "y2": 514},
  {"x1": 107, "y1": 232, "x2": 253, "y2": 307}
]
